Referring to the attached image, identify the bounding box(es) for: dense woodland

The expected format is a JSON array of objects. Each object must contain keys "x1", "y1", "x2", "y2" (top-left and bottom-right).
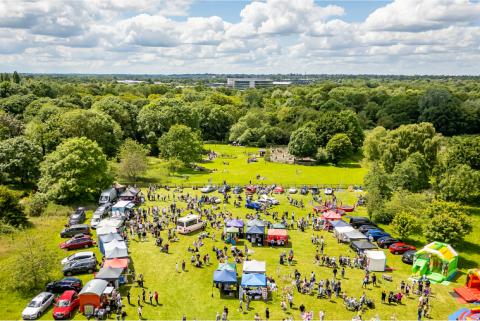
[{"x1": 0, "y1": 72, "x2": 479, "y2": 234}]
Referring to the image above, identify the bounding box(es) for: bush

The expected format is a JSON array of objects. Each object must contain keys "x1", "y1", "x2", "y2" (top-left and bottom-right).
[
  {"x1": 26, "y1": 193, "x2": 48, "y2": 217},
  {"x1": 315, "y1": 147, "x2": 329, "y2": 164}
]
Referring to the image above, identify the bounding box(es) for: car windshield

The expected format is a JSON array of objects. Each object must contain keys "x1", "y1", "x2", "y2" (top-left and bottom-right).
[
  {"x1": 57, "y1": 300, "x2": 70, "y2": 307},
  {"x1": 28, "y1": 300, "x2": 41, "y2": 308}
]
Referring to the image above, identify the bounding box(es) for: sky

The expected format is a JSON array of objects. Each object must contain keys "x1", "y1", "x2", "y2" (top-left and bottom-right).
[{"x1": 1, "y1": 0, "x2": 480, "y2": 75}]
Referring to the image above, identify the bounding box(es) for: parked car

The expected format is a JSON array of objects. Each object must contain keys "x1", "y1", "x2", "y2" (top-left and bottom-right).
[
  {"x1": 98, "y1": 187, "x2": 117, "y2": 205},
  {"x1": 300, "y1": 186, "x2": 309, "y2": 195},
  {"x1": 310, "y1": 186, "x2": 319, "y2": 195},
  {"x1": 22, "y1": 292, "x2": 55, "y2": 320},
  {"x1": 63, "y1": 257, "x2": 97, "y2": 276},
  {"x1": 402, "y1": 250, "x2": 416, "y2": 264},
  {"x1": 94, "y1": 203, "x2": 111, "y2": 218},
  {"x1": 61, "y1": 251, "x2": 96, "y2": 266},
  {"x1": 217, "y1": 184, "x2": 231, "y2": 193},
  {"x1": 52, "y1": 290, "x2": 80, "y2": 320},
  {"x1": 46, "y1": 278, "x2": 83, "y2": 294},
  {"x1": 68, "y1": 208, "x2": 86, "y2": 226},
  {"x1": 60, "y1": 225, "x2": 90, "y2": 238},
  {"x1": 365, "y1": 229, "x2": 391, "y2": 240},
  {"x1": 324, "y1": 187, "x2": 333, "y2": 195},
  {"x1": 232, "y1": 186, "x2": 243, "y2": 194},
  {"x1": 200, "y1": 185, "x2": 215, "y2": 193},
  {"x1": 288, "y1": 187, "x2": 297, "y2": 194},
  {"x1": 377, "y1": 237, "x2": 402, "y2": 249},
  {"x1": 349, "y1": 217, "x2": 373, "y2": 228},
  {"x1": 245, "y1": 185, "x2": 257, "y2": 194},
  {"x1": 358, "y1": 224, "x2": 382, "y2": 234},
  {"x1": 60, "y1": 235, "x2": 95, "y2": 250},
  {"x1": 90, "y1": 215, "x2": 101, "y2": 230},
  {"x1": 245, "y1": 200, "x2": 263, "y2": 211},
  {"x1": 389, "y1": 242, "x2": 416, "y2": 255},
  {"x1": 258, "y1": 195, "x2": 279, "y2": 205}
]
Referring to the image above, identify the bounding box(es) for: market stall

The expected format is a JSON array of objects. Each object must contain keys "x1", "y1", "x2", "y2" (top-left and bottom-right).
[
  {"x1": 267, "y1": 229, "x2": 288, "y2": 246},
  {"x1": 213, "y1": 269, "x2": 238, "y2": 297},
  {"x1": 224, "y1": 227, "x2": 240, "y2": 245},
  {"x1": 246, "y1": 225, "x2": 265, "y2": 246},
  {"x1": 94, "y1": 267, "x2": 124, "y2": 288},
  {"x1": 240, "y1": 273, "x2": 268, "y2": 301},
  {"x1": 365, "y1": 250, "x2": 387, "y2": 272},
  {"x1": 243, "y1": 260, "x2": 266, "y2": 274}
]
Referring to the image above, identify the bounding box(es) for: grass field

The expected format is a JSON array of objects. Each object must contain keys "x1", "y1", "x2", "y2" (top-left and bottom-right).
[
  {"x1": 0, "y1": 144, "x2": 477, "y2": 320},
  {"x1": 139, "y1": 144, "x2": 367, "y2": 187}
]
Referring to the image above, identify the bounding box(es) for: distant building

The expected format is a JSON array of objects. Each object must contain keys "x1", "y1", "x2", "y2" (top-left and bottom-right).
[
  {"x1": 116, "y1": 80, "x2": 145, "y2": 84},
  {"x1": 227, "y1": 78, "x2": 273, "y2": 89}
]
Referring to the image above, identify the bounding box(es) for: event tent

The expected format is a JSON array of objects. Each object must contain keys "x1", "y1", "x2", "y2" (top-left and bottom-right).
[
  {"x1": 217, "y1": 262, "x2": 236, "y2": 272},
  {"x1": 343, "y1": 230, "x2": 368, "y2": 242},
  {"x1": 225, "y1": 227, "x2": 239, "y2": 233},
  {"x1": 96, "y1": 226, "x2": 118, "y2": 236},
  {"x1": 243, "y1": 260, "x2": 266, "y2": 274},
  {"x1": 226, "y1": 219, "x2": 244, "y2": 228},
  {"x1": 271, "y1": 223, "x2": 286, "y2": 229},
  {"x1": 97, "y1": 218, "x2": 123, "y2": 230},
  {"x1": 246, "y1": 219, "x2": 266, "y2": 227},
  {"x1": 333, "y1": 226, "x2": 355, "y2": 241},
  {"x1": 246, "y1": 225, "x2": 265, "y2": 245},
  {"x1": 98, "y1": 233, "x2": 123, "y2": 254},
  {"x1": 350, "y1": 240, "x2": 377, "y2": 253},
  {"x1": 330, "y1": 220, "x2": 350, "y2": 228},
  {"x1": 213, "y1": 270, "x2": 237, "y2": 284},
  {"x1": 365, "y1": 250, "x2": 387, "y2": 272},
  {"x1": 104, "y1": 239, "x2": 127, "y2": 251},
  {"x1": 241, "y1": 273, "x2": 267, "y2": 287},
  {"x1": 79, "y1": 279, "x2": 108, "y2": 313},
  {"x1": 322, "y1": 210, "x2": 342, "y2": 220},
  {"x1": 95, "y1": 267, "x2": 123, "y2": 282},
  {"x1": 105, "y1": 246, "x2": 129, "y2": 259},
  {"x1": 103, "y1": 258, "x2": 129, "y2": 269},
  {"x1": 267, "y1": 229, "x2": 288, "y2": 246}
]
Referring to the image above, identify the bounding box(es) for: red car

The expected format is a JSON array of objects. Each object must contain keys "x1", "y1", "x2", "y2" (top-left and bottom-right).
[
  {"x1": 60, "y1": 234, "x2": 95, "y2": 250},
  {"x1": 52, "y1": 290, "x2": 79, "y2": 320},
  {"x1": 389, "y1": 242, "x2": 416, "y2": 255}
]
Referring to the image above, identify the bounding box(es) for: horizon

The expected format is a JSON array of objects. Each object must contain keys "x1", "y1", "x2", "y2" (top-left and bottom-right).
[{"x1": 1, "y1": 0, "x2": 480, "y2": 75}]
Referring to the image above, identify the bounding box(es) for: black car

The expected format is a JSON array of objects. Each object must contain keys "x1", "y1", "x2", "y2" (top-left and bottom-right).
[
  {"x1": 60, "y1": 224, "x2": 90, "y2": 238},
  {"x1": 358, "y1": 224, "x2": 382, "y2": 234},
  {"x1": 63, "y1": 258, "x2": 97, "y2": 276},
  {"x1": 310, "y1": 187, "x2": 319, "y2": 195},
  {"x1": 377, "y1": 236, "x2": 402, "y2": 249},
  {"x1": 218, "y1": 184, "x2": 231, "y2": 194},
  {"x1": 402, "y1": 250, "x2": 416, "y2": 264},
  {"x1": 46, "y1": 277, "x2": 83, "y2": 294},
  {"x1": 68, "y1": 208, "x2": 86, "y2": 225},
  {"x1": 350, "y1": 217, "x2": 374, "y2": 228},
  {"x1": 300, "y1": 186, "x2": 309, "y2": 195}
]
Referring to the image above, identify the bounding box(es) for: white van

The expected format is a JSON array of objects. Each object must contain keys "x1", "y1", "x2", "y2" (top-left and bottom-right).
[
  {"x1": 99, "y1": 188, "x2": 117, "y2": 205},
  {"x1": 176, "y1": 214, "x2": 204, "y2": 234}
]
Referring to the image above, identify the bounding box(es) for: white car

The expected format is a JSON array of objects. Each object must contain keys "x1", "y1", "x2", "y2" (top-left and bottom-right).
[
  {"x1": 200, "y1": 185, "x2": 215, "y2": 193},
  {"x1": 22, "y1": 292, "x2": 54, "y2": 320},
  {"x1": 90, "y1": 214, "x2": 101, "y2": 229},
  {"x1": 258, "y1": 195, "x2": 280, "y2": 205},
  {"x1": 324, "y1": 188, "x2": 333, "y2": 195},
  {"x1": 288, "y1": 187, "x2": 297, "y2": 194},
  {"x1": 61, "y1": 251, "x2": 97, "y2": 266}
]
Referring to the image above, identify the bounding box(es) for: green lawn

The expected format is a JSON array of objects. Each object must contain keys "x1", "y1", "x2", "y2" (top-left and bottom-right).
[
  {"x1": 0, "y1": 145, "x2": 477, "y2": 320},
  {"x1": 140, "y1": 144, "x2": 367, "y2": 187}
]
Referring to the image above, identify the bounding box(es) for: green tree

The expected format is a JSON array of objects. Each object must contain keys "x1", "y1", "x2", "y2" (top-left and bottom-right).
[
  {"x1": 0, "y1": 136, "x2": 42, "y2": 184},
  {"x1": 325, "y1": 133, "x2": 353, "y2": 164},
  {"x1": 38, "y1": 137, "x2": 113, "y2": 203},
  {"x1": 59, "y1": 109, "x2": 122, "y2": 156},
  {"x1": 382, "y1": 190, "x2": 430, "y2": 224},
  {"x1": 0, "y1": 94, "x2": 36, "y2": 115},
  {"x1": 12, "y1": 71, "x2": 21, "y2": 84},
  {"x1": 7, "y1": 235, "x2": 59, "y2": 293},
  {"x1": 391, "y1": 211, "x2": 422, "y2": 240},
  {"x1": 423, "y1": 201, "x2": 473, "y2": 245},
  {"x1": 436, "y1": 164, "x2": 480, "y2": 203},
  {"x1": 315, "y1": 147, "x2": 329, "y2": 164},
  {"x1": 26, "y1": 193, "x2": 48, "y2": 217},
  {"x1": 92, "y1": 96, "x2": 138, "y2": 138},
  {"x1": 0, "y1": 186, "x2": 28, "y2": 227},
  {"x1": 391, "y1": 152, "x2": 429, "y2": 192},
  {"x1": 118, "y1": 139, "x2": 149, "y2": 183},
  {"x1": 158, "y1": 125, "x2": 203, "y2": 165},
  {"x1": 288, "y1": 125, "x2": 318, "y2": 158},
  {"x1": 0, "y1": 111, "x2": 24, "y2": 139}
]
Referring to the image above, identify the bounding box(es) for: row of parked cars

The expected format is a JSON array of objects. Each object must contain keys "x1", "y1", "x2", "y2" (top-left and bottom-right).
[
  {"x1": 349, "y1": 217, "x2": 417, "y2": 264},
  {"x1": 201, "y1": 183, "x2": 336, "y2": 196},
  {"x1": 22, "y1": 206, "x2": 103, "y2": 320}
]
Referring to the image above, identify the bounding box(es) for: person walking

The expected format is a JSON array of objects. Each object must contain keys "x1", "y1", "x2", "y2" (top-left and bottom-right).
[{"x1": 137, "y1": 294, "x2": 141, "y2": 307}]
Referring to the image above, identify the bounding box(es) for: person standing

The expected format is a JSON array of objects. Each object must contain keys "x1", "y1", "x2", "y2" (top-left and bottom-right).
[
  {"x1": 149, "y1": 291, "x2": 153, "y2": 305},
  {"x1": 137, "y1": 294, "x2": 141, "y2": 307},
  {"x1": 137, "y1": 306, "x2": 143, "y2": 319},
  {"x1": 176, "y1": 261, "x2": 179, "y2": 273},
  {"x1": 265, "y1": 307, "x2": 270, "y2": 320},
  {"x1": 154, "y1": 291, "x2": 159, "y2": 305},
  {"x1": 372, "y1": 274, "x2": 377, "y2": 286},
  {"x1": 319, "y1": 310, "x2": 325, "y2": 321},
  {"x1": 238, "y1": 298, "x2": 243, "y2": 312},
  {"x1": 381, "y1": 290, "x2": 386, "y2": 303},
  {"x1": 182, "y1": 260, "x2": 186, "y2": 272},
  {"x1": 126, "y1": 291, "x2": 131, "y2": 305},
  {"x1": 142, "y1": 288, "x2": 146, "y2": 302}
]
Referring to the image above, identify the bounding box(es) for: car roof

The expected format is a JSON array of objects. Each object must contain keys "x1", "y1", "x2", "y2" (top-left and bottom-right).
[
  {"x1": 69, "y1": 224, "x2": 88, "y2": 229},
  {"x1": 35, "y1": 292, "x2": 52, "y2": 300},
  {"x1": 58, "y1": 290, "x2": 76, "y2": 299},
  {"x1": 72, "y1": 251, "x2": 94, "y2": 257},
  {"x1": 61, "y1": 277, "x2": 81, "y2": 282}
]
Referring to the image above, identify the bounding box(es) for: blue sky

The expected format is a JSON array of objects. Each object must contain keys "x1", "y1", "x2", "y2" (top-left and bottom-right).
[{"x1": 0, "y1": 0, "x2": 480, "y2": 75}]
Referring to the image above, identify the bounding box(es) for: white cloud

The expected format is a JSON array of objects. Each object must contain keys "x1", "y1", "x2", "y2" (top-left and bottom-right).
[{"x1": 0, "y1": 0, "x2": 479, "y2": 74}]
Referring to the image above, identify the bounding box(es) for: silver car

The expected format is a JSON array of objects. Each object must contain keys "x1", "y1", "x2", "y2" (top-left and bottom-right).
[
  {"x1": 22, "y1": 292, "x2": 54, "y2": 320},
  {"x1": 61, "y1": 251, "x2": 96, "y2": 266}
]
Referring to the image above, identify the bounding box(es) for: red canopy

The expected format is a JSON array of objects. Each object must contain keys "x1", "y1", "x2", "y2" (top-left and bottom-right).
[
  {"x1": 322, "y1": 210, "x2": 342, "y2": 220},
  {"x1": 313, "y1": 205, "x2": 328, "y2": 213},
  {"x1": 268, "y1": 229, "x2": 288, "y2": 237},
  {"x1": 103, "y1": 258, "x2": 128, "y2": 269}
]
